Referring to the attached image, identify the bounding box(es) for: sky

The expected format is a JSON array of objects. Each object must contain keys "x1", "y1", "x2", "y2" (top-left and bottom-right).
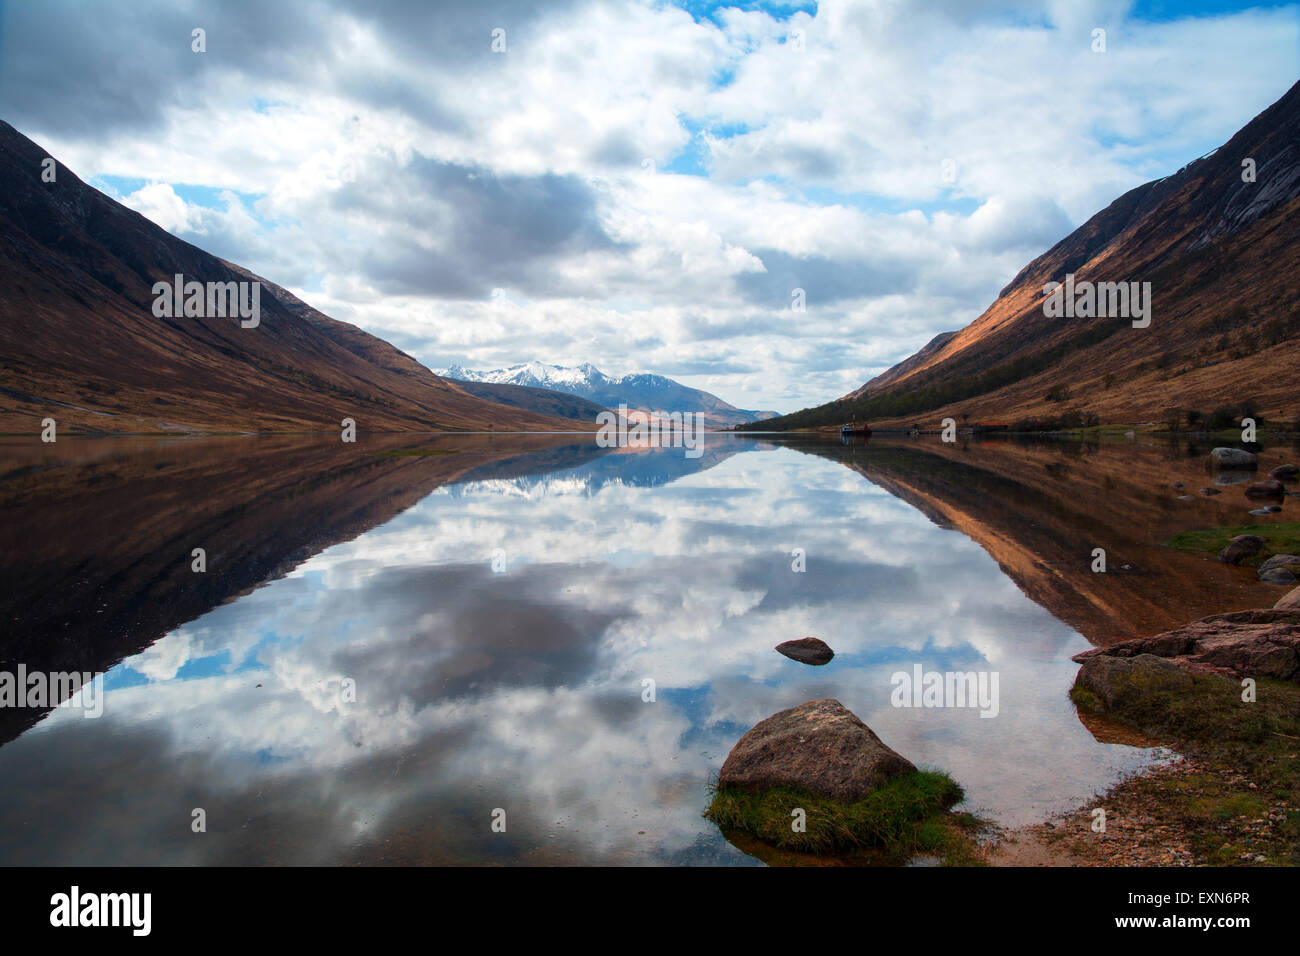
[{"x1": 0, "y1": 0, "x2": 1297, "y2": 414}]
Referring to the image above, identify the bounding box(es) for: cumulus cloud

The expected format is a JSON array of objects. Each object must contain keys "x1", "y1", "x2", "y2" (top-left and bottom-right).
[{"x1": 1, "y1": 0, "x2": 1295, "y2": 410}]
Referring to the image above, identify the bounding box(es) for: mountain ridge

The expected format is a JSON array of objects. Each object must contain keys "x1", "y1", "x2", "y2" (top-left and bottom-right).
[
  {"x1": 746, "y1": 78, "x2": 1300, "y2": 432},
  {"x1": 440, "y1": 361, "x2": 779, "y2": 427},
  {"x1": 0, "y1": 120, "x2": 590, "y2": 434}
]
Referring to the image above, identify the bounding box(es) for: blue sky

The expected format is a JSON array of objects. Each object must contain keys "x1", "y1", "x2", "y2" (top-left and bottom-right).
[{"x1": 0, "y1": 0, "x2": 1296, "y2": 412}]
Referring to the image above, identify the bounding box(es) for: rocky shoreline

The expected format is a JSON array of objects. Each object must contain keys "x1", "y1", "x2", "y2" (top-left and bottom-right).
[
  {"x1": 991, "y1": 584, "x2": 1300, "y2": 867},
  {"x1": 709, "y1": 585, "x2": 1300, "y2": 866}
]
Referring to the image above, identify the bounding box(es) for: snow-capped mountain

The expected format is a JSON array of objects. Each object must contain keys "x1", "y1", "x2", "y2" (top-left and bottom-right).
[
  {"x1": 439, "y1": 362, "x2": 779, "y2": 427},
  {"x1": 442, "y1": 361, "x2": 608, "y2": 393}
]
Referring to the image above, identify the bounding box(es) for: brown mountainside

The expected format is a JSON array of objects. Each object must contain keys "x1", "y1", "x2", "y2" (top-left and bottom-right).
[
  {"x1": 752, "y1": 79, "x2": 1300, "y2": 431},
  {"x1": 0, "y1": 120, "x2": 588, "y2": 434}
]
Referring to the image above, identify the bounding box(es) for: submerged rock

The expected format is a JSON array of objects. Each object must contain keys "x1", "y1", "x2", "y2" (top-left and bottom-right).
[
  {"x1": 1245, "y1": 480, "x2": 1285, "y2": 498},
  {"x1": 1199, "y1": 487, "x2": 1222, "y2": 496},
  {"x1": 775, "y1": 637, "x2": 835, "y2": 665},
  {"x1": 1208, "y1": 448, "x2": 1258, "y2": 469},
  {"x1": 1260, "y1": 567, "x2": 1298, "y2": 584},
  {"x1": 1270, "y1": 464, "x2": 1299, "y2": 480},
  {"x1": 1214, "y1": 472, "x2": 1252, "y2": 485},
  {"x1": 1219, "y1": 534, "x2": 1266, "y2": 565},
  {"x1": 717, "y1": 698, "x2": 915, "y2": 803}
]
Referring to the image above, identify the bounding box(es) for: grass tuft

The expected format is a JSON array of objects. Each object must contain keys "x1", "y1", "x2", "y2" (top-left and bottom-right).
[
  {"x1": 703, "y1": 770, "x2": 970, "y2": 859},
  {"x1": 1164, "y1": 522, "x2": 1300, "y2": 565}
]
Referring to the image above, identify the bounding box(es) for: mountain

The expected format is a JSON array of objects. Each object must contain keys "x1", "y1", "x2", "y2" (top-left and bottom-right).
[
  {"x1": 441, "y1": 361, "x2": 779, "y2": 427},
  {"x1": 745, "y1": 79, "x2": 1300, "y2": 432},
  {"x1": 443, "y1": 378, "x2": 612, "y2": 423},
  {"x1": 0, "y1": 120, "x2": 589, "y2": 434}
]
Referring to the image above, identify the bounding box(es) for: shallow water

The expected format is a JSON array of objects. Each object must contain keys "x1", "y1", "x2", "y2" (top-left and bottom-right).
[{"x1": 0, "y1": 432, "x2": 1293, "y2": 864}]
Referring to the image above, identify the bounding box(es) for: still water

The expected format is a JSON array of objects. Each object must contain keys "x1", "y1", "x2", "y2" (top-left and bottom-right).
[{"x1": 0, "y1": 432, "x2": 1291, "y2": 864}]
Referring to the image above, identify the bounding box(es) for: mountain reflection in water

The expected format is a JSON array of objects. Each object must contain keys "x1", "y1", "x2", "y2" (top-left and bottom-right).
[{"x1": 0, "y1": 432, "x2": 1291, "y2": 865}]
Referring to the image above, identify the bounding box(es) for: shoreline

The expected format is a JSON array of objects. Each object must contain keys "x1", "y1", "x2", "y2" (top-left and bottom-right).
[{"x1": 988, "y1": 602, "x2": 1300, "y2": 867}]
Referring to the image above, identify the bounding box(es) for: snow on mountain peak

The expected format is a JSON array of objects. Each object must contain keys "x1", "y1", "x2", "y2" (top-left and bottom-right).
[{"x1": 437, "y1": 360, "x2": 776, "y2": 425}]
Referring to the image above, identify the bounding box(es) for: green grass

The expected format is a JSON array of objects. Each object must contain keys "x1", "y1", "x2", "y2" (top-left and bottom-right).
[
  {"x1": 703, "y1": 770, "x2": 976, "y2": 861},
  {"x1": 1164, "y1": 522, "x2": 1300, "y2": 565},
  {"x1": 1071, "y1": 672, "x2": 1274, "y2": 743},
  {"x1": 373, "y1": 448, "x2": 460, "y2": 457},
  {"x1": 1072, "y1": 672, "x2": 1300, "y2": 865}
]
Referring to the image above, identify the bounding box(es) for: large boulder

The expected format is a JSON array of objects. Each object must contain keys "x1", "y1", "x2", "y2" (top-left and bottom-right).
[
  {"x1": 1219, "y1": 534, "x2": 1266, "y2": 565},
  {"x1": 717, "y1": 699, "x2": 915, "y2": 803},
  {"x1": 1073, "y1": 654, "x2": 1193, "y2": 711},
  {"x1": 1208, "y1": 447, "x2": 1258, "y2": 469},
  {"x1": 775, "y1": 637, "x2": 835, "y2": 665},
  {"x1": 1073, "y1": 609, "x2": 1300, "y2": 683}
]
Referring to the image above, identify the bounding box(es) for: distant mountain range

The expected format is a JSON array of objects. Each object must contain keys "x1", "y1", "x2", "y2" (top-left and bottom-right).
[
  {"x1": 440, "y1": 361, "x2": 779, "y2": 427},
  {"x1": 0, "y1": 121, "x2": 587, "y2": 434},
  {"x1": 745, "y1": 79, "x2": 1300, "y2": 432},
  {"x1": 442, "y1": 378, "x2": 612, "y2": 424}
]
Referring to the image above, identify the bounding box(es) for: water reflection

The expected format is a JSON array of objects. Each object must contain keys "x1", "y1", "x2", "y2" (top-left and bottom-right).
[{"x1": 0, "y1": 433, "x2": 1291, "y2": 864}]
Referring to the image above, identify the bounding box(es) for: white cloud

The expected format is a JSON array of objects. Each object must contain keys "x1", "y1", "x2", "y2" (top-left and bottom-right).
[{"x1": 8, "y1": 0, "x2": 1297, "y2": 411}]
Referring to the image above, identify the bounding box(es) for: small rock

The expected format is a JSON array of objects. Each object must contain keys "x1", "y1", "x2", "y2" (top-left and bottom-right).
[
  {"x1": 1208, "y1": 448, "x2": 1259, "y2": 469},
  {"x1": 1199, "y1": 487, "x2": 1222, "y2": 496},
  {"x1": 1259, "y1": 555, "x2": 1300, "y2": 574},
  {"x1": 775, "y1": 636, "x2": 835, "y2": 665},
  {"x1": 1220, "y1": 535, "x2": 1266, "y2": 565},
  {"x1": 1176, "y1": 494, "x2": 1196, "y2": 501},
  {"x1": 1215, "y1": 472, "x2": 1251, "y2": 486},
  {"x1": 1249, "y1": 508, "x2": 1274, "y2": 516},
  {"x1": 1269, "y1": 464, "x2": 1299, "y2": 480},
  {"x1": 1260, "y1": 567, "x2": 1298, "y2": 585},
  {"x1": 1245, "y1": 480, "x2": 1285, "y2": 498},
  {"x1": 1274, "y1": 586, "x2": 1300, "y2": 610},
  {"x1": 1171, "y1": 482, "x2": 1186, "y2": 489}
]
